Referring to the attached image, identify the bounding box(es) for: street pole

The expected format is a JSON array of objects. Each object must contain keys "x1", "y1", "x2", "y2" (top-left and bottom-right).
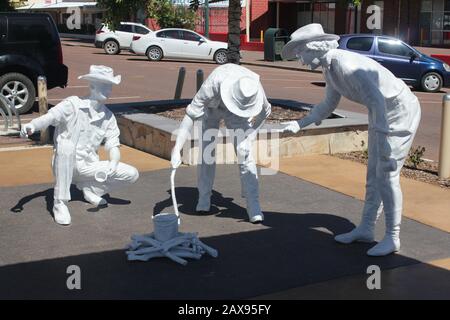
[
  {"x1": 38, "y1": 76, "x2": 49, "y2": 144},
  {"x1": 246, "y1": 0, "x2": 250, "y2": 43},
  {"x1": 438, "y1": 94, "x2": 450, "y2": 179},
  {"x1": 205, "y1": 0, "x2": 209, "y2": 38}
]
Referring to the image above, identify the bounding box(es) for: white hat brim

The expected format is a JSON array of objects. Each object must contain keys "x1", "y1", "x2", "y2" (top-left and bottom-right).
[
  {"x1": 281, "y1": 34, "x2": 340, "y2": 60},
  {"x1": 78, "y1": 74, "x2": 121, "y2": 85},
  {"x1": 220, "y1": 76, "x2": 264, "y2": 118}
]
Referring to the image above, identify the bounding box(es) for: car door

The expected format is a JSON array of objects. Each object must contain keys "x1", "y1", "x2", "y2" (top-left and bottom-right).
[
  {"x1": 116, "y1": 24, "x2": 134, "y2": 48},
  {"x1": 155, "y1": 30, "x2": 183, "y2": 58},
  {"x1": 181, "y1": 30, "x2": 211, "y2": 59},
  {"x1": 375, "y1": 37, "x2": 421, "y2": 83}
]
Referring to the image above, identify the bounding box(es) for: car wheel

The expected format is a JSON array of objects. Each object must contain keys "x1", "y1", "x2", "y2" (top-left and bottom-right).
[
  {"x1": 0, "y1": 73, "x2": 36, "y2": 114},
  {"x1": 421, "y1": 72, "x2": 443, "y2": 93},
  {"x1": 146, "y1": 46, "x2": 163, "y2": 61},
  {"x1": 104, "y1": 40, "x2": 120, "y2": 55},
  {"x1": 214, "y1": 50, "x2": 228, "y2": 64}
]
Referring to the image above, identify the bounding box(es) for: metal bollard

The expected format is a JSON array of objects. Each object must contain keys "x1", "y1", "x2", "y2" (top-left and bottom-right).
[
  {"x1": 196, "y1": 69, "x2": 204, "y2": 92},
  {"x1": 438, "y1": 94, "x2": 450, "y2": 179},
  {"x1": 174, "y1": 67, "x2": 186, "y2": 100},
  {"x1": 38, "y1": 76, "x2": 49, "y2": 144}
]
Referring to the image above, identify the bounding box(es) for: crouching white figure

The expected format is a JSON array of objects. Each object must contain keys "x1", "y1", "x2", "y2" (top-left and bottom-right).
[
  {"x1": 21, "y1": 65, "x2": 139, "y2": 225},
  {"x1": 171, "y1": 64, "x2": 271, "y2": 223},
  {"x1": 280, "y1": 24, "x2": 421, "y2": 256}
]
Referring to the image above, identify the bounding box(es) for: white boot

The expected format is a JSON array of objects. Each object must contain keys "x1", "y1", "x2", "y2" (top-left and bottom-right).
[
  {"x1": 196, "y1": 196, "x2": 211, "y2": 212},
  {"x1": 83, "y1": 187, "x2": 107, "y2": 206},
  {"x1": 247, "y1": 199, "x2": 264, "y2": 224},
  {"x1": 367, "y1": 211, "x2": 401, "y2": 256},
  {"x1": 335, "y1": 203, "x2": 382, "y2": 244},
  {"x1": 53, "y1": 200, "x2": 71, "y2": 225}
]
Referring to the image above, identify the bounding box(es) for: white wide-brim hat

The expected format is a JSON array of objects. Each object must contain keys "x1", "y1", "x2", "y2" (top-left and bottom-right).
[
  {"x1": 220, "y1": 75, "x2": 264, "y2": 118},
  {"x1": 78, "y1": 65, "x2": 121, "y2": 85},
  {"x1": 281, "y1": 23, "x2": 340, "y2": 60}
]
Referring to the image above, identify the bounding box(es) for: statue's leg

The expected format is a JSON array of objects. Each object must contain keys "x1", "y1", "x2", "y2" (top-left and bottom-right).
[
  {"x1": 226, "y1": 115, "x2": 263, "y2": 223},
  {"x1": 335, "y1": 128, "x2": 381, "y2": 244},
  {"x1": 196, "y1": 111, "x2": 220, "y2": 212},
  {"x1": 367, "y1": 100, "x2": 421, "y2": 256},
  {"x1": 51, "y1": 153, "x2": 72, "y2": 225},
  {"x1": 74, "y1": 161, "x2": 138, "y2": 206}
]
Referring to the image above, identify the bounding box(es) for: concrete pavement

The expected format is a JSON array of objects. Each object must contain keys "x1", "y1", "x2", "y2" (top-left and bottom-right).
[{"x1": 0, "y1": 145, "x2": 448, "y2": 299}]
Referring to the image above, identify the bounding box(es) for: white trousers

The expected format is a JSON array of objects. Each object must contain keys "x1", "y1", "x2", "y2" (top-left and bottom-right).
[
  {"x1": 67, "y1": 160, "x2": 139, "y2": 200},
  {"x1": 197, "y1": 108, "x2": 261, "y2": 215},
  {"x1": 362, "y1": 95, "x2": 421, "y2": 231}
]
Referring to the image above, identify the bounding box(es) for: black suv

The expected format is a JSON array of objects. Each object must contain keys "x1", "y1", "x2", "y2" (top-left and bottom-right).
[{"x1": 0, "y1": 12, "x2": 68, "y2": 113}]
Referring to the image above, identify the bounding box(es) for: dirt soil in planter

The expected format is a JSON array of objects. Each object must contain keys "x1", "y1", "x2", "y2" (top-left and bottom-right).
[
  {"x1": 334, "y1": 151, "x2": 450, "y2": 189},
  {"x1": 148, "y1": 105, "x2": 309, "y2": 123}
]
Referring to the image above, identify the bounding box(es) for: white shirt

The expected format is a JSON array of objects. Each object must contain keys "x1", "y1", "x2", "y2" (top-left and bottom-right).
[
  {"x1": 186, "y1": 64, "x2": 271, "y2": 123},
  {"x1": 304, "y1": 49, "x2": 419, "y2": 134},
  {"x1": 49, "y1": 96, "x2": 120, "y2": 164}
]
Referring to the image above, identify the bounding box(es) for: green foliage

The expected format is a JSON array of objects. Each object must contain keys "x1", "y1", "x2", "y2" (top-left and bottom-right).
[
  {"x1": 349, "y1": 0, "x2": 361, "y2": 6},
  {"x1": 407, "y1": 145, "x2": 426, "y2": 169},
  {"x1": 97, "y1": 0, "x2": 147, "y2": 30},
  {"x1": 148, "y1": 0, "x2": 196, "y2": 29}
]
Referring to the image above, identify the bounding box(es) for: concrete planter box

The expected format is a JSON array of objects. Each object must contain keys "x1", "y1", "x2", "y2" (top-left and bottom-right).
[{"x1": 109, "y1": 99, "x2": 368, "y2": 166}]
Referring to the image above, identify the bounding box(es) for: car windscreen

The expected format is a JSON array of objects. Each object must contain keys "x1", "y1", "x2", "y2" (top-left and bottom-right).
[
  {"x1": 7, "y1": 16, "x2": 56, "y2": 44},
  {"x1": 346, "y1": 37, "x2": 374, "y2": 51}
]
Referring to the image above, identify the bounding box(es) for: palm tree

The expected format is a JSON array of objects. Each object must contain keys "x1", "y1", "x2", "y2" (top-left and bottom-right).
[{"x1": 227, "y1": 0, "x2": 241, "y2": 64}]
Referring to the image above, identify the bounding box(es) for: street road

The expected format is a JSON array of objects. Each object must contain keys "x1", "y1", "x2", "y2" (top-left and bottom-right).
[{"x1": 33, "y1": 40, "x2": 450, "y2": 161}]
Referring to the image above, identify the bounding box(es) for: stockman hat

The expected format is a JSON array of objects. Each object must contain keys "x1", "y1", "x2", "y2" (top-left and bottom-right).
[
  {"x1": 220, "y1": 74, "x2": 264, "y2": 118},
  {"x1": 78, "y1": 65, "x2": 121, "y2": 85},
  {"x1": 281, "y1": 23, "x2": 340, "y2": 60}
]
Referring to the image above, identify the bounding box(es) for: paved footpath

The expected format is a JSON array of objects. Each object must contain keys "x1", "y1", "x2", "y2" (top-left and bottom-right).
[{"x1": 0, "y1": 145, "x2": 448, "y2": 299}]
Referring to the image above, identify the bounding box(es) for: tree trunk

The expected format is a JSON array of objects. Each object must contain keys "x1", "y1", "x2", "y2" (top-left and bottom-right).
[{"x1": 227, "y1": 0, "x2": 241, "y2": 64}]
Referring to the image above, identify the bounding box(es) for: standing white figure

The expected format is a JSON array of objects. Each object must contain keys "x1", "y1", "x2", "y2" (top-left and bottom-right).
[
  {"x1": 171, "y1": 64, "x2": 271, "y2": 223},
  {"x1": 280, "y1": 24, "x2": 421, "y2": 256},
  {"x1": 21, "y1": 65, "x2": 139, "y2": 225}
]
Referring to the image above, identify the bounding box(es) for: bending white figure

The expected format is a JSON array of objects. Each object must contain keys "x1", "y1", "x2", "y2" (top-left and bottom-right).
[
  {"x1": 171, "y1": 64, "x2": 271, "y2": 223},
  {"x1": 280, "y1": 24, "x2": 421, "y2": 256},
  {"x1": 21, "y1": 65, "x2": 139, "y2": 225}
]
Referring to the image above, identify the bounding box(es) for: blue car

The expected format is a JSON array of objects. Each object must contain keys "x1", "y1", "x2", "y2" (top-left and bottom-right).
[{"x1": 338, "y1": 34, "x2": 450, "y2": 93}]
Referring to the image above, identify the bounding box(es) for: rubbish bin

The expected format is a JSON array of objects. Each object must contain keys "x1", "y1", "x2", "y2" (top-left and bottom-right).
[{"x1": 264, "y1": 28, "x2": 289, "y2": 61}]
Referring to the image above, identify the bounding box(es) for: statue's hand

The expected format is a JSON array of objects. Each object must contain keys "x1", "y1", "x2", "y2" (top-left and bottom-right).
[
  {"x1": 20, "y1": 123, "x2": 35, "y2": 138},
  {"x1": 280, "y1": 121, "x2": 301, "y2": 134},
  {"x1": 171, "y1": 149, "x2": 182, "y2": 169}
]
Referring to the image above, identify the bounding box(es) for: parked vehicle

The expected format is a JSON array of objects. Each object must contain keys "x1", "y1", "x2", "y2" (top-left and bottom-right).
[
  {"x1": 338, "y1": 34, "x2": 450, "y2": 93},
  {"x1": 0, "y1": 12, "x2": 68, "y2": 114},
  {"x1": 130, "y1": 28, "x2": 228, "y2": 64},
  {"x1": 95, "y1": 22, "x2": 153, "y2": 55}
]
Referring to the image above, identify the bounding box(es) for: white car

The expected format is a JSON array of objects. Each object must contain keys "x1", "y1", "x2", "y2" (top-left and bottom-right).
[
  {"x1": 95, "y1": 22, "x2": 153, "y2": 55},
  {"x1": 130, "y1": 28, "x2": 228, "y2": 64}
]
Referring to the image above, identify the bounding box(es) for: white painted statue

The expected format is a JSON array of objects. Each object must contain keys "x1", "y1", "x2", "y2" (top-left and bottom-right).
[
  {"x1": 171, "y1": 63, "x2": 271, "y2": 223},
  {"x1": 280, "y1": 24, "x2": 421, "y2": 256},
  {"x1": 21, "y1": 65, "x2": 139, "y2": 225}
]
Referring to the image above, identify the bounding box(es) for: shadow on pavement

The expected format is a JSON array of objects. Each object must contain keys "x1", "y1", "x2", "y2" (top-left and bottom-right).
[{"x1": 2, "y1": 185, "x2": 449, "y2": 299}]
